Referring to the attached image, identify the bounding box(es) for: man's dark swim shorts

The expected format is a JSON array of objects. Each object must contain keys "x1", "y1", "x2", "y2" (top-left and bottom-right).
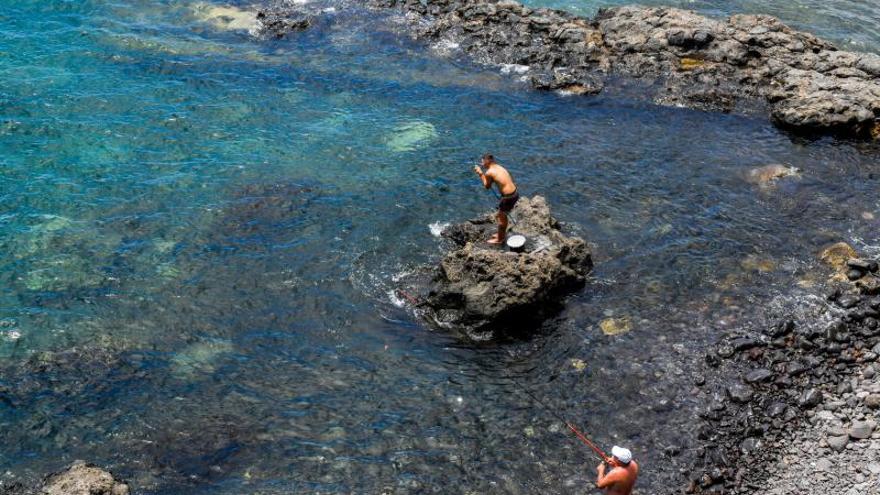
[{"x1": 498, "y1": 190, "x2": 519, "y2": 213}]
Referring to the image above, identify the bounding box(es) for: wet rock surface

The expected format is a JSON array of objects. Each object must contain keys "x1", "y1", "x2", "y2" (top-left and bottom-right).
[
  {"x1": 256, "y1": 6, "x2": 313, "y2": 38},
  {"x1": 370, "y1": 0, "x2": 880, "y2": 139},
  {"x1": 745, "y1": 164, "x2": 801, "y2": 187},
  {"x1": 0, "y1": 461, "x2": 129, "y2": 495},
  {"x1": 682, "y1": 246, "x2": 880, "y2": 494},
  {"x1": 422, "y1": 196, "x2": 591, "y2": 336},
  {"x1": 42, "y1": 462, "x2": 130, "y2": 495}
]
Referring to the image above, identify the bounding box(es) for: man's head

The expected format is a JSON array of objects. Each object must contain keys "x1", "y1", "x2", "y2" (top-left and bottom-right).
[
  {"x1": 610, "y1": 446, "x2": 632, "y2": 467},
  {"x1": 481, "y1": 153, "x2": 495, "y2": 167}
]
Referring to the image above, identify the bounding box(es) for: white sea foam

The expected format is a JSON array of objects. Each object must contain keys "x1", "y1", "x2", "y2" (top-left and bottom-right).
[
  {"x1": 500, "y1": 64, "x2": 529, "y2": 75},
  {"x1": 387, "y1": 290, "x2": 406, "y2": 308},
  {"x1": 429, "y1": 221, "x2": 450, "y2": 237},
  {"x1": 431, "y1": 39, "x2": 460, "y2": 57},
  {"x1": 851, "y1": 235, "x2": 880, "y2": 257}
]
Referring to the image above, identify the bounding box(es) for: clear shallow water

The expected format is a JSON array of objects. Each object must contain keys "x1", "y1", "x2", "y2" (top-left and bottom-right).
[{"x1": 0, "y1": 0, "x2": 879, "y2": 493}]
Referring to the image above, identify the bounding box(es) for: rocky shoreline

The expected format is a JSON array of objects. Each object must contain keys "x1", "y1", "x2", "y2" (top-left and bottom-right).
[
  {"x1": 363, "y1": 0, "x2": 880, "y2": 139},
  {"x1": 683, "y1": 244, "x2": 880, "y2": 494}
]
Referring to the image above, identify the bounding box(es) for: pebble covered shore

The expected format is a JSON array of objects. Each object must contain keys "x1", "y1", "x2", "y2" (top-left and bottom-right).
[{"x1": 685, "y1": 246, "x2": 880, "y2": 494}]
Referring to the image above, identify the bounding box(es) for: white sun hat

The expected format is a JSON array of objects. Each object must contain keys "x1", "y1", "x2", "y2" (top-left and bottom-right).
[{"x1": 611, "y1": 446, "x2": 632, "y2": 464}]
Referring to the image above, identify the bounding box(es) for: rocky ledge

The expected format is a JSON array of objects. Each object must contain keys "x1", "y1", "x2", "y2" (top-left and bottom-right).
[
  {"x1": 256, "y1": 6, "x2": 313, "y2": 38},
  {"x1": 371, "y1": 0, "x2": 880, "y2": 139},
  {"x1": 683, "y1": 244, "x2": 880, "y2": 494},
  {"x1": 1, "y1": 461, "x2": 130, "y2": 495},
  {"x1": 419, "y1": 196, "x2": 591, "y2": 336}
]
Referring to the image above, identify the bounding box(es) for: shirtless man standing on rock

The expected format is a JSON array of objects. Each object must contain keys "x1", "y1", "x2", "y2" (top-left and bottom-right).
[
  {"x1": 596, "y1": 446, "x2": 639, "y2": 495},
  {"x1": 473, "y1": 153, "x2": 519, "y2": 244}
]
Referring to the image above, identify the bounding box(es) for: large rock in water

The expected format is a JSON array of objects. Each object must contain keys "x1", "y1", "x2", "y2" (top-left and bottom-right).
[
  {"x1": 424, "y1": 196, "x2": 591, "y2": 334},
  {"x1": 41, "y1": 461, "x2": 129, "y2": 495}
]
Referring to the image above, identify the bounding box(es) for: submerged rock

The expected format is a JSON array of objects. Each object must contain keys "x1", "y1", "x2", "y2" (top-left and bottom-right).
[
  {"x1": 819, "y1": 242, "x2": 880, "y2": 295},
  {"x1": 820, "y1": 241, "x2": 859, "y2": 272},
  {"x1": 599, "y1": 316, "x2": 632, "y2": 336},
  {"x1": 374, "y1": 0, "x2": 880, "y2": 139},
  {"x1": 170, "y1": 338, "x2": 234, "y2": 377},
  {"x1": 820, "y1": 242, "x2": 859, "y2": 265},
  {"x1": 42, "y1": 461, "x2": 129, "y2": 495},
  {"x1": 384, "y1": 121, "x2": 438, "y2": 152},
  {"x1": 745, "y1": 164, "x2": 801, "y2": 186},
  {"x1": 192, "y1": 2, "x2": 261, "y2": 34},
  {"x1": 423, "y1": 196, "x2": 591, "y2": 334}
]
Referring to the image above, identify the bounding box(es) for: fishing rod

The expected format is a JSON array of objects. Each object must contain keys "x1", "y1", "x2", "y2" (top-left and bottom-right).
[
  {"x1": 395, "y1": 288, "x2": 425, "y2": 307},
  {"x1": 510, "y1": 378, "x2": 611, "y2": 463}
]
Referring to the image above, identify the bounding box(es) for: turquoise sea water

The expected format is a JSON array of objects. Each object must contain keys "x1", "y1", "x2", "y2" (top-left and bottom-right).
[{"x1": 1, "y1": 0, "x2": 879, "y2": 493}]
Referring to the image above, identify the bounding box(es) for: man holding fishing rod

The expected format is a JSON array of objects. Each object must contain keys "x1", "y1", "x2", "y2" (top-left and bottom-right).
[
  {"x1": 473, "y1": 153, "x2": 519, "y2": 244},
  {"x1": 512, "y1": 380, "x2": 639, "y2": 494},
  {"x1": 596, "y1": 446, "x2": 639, "y2": 495}
]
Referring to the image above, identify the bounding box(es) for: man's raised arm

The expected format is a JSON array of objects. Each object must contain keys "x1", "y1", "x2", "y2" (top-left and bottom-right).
[{"x1": 474, "y1": 165, "x2": 493, "y2": 189}]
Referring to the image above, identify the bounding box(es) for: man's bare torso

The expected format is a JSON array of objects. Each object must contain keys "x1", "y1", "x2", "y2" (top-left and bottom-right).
[
  {"x1": 486, "y1": 163, "x2": 516, "y2": 196},
  {"x1": 599, "y1": 461, "x2": 639, "y2": 495}
]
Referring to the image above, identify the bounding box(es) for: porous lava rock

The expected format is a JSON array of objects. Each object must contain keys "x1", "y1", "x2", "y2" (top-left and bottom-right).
[
  {"x1": 372, "y1": 0, "x2": 880, "y2": 139},
  {"x1": 424, "y1": 195, "x2": 591, "y2": 334},
  {"x1": 256, "y1": 4, "x2": 314, "y2": 38},
  {"x1": 42, "y1": 461, "x2": 129, "y2": 495}
]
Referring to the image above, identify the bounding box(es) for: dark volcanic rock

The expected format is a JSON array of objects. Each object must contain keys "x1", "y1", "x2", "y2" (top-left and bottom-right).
[
  {"x1": 798, "y1": 388, "x2": 822, "y2": 409},
  {"x1": 256, "y1": 6, "x2": 313, "y2": 38},
  {"x1": 726, "y1": 382, "x2": 754, "y2": 404},
  {"x1": 424, "y1": 196, "x2": 591, "y2": 333},
  {"x1": 730, "y1": 336, "x2": 763, "y2": 352},
  {"x1": 856, "y1": 274, "x2": 880, "y2": 295},
  {"x1": 847, "y1": 258, "x2": 873, "y2": 271},
  {"x1": 847, "y1": 269, "x2": 866, "y2": 281},
  {"x1": 744, "y1": 368, "x2": 774, "y2": 384},
  {"x1": 374, "y1": 0, "x2": 880, "y2": 139},
  {"x1": 836, "y1": 294, "x2": 860, "y2": 309},
  {"x1": 685, "y1": 267, "x2": 880, "y2": 494}
]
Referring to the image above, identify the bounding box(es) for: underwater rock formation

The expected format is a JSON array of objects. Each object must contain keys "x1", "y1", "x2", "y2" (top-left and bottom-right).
[
  {"x1": 745, "y1": 164, "x2": 801, "y2": 186},
  {"x1": 371, "y1": 0, "x2": 880, "y2": 139},
  {"x1": 423, "y1": 196, "x2": 591, "y2": 334}
]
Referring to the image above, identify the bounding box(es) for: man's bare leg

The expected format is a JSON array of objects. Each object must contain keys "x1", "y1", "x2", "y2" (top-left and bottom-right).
[{"x1": 488, "y1": 211, "x2": 508, "y2": 244}]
